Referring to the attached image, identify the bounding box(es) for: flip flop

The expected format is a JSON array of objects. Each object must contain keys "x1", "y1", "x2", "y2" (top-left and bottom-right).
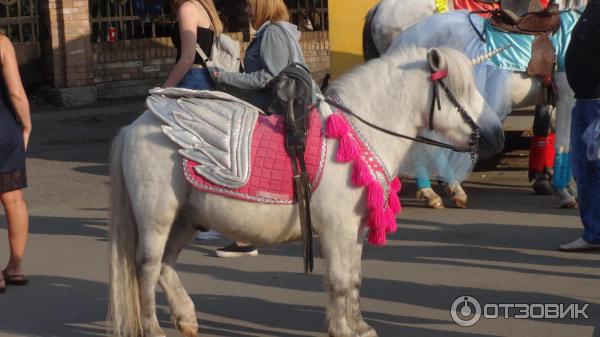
[{"x1": 2, "y1": 270, "x2": 28, "y2": 286}]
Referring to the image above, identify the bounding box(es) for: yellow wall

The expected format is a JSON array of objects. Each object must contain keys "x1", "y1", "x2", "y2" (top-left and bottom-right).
[{"x1": 329, "y1": 0, "x2": 380, "y2": 78}]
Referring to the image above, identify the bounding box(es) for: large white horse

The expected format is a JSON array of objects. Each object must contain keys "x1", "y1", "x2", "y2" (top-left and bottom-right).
[
  {"x1": 363, "y1": 0, "x2": 586, "y2": 209},
  {"x1": 108, "y1": 46, "x2": 504, "y2": 337}
]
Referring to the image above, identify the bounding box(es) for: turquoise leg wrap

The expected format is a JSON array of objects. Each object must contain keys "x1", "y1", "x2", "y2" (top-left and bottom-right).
[
  {"x1": 552, "y1": 152, "x2": 571, "y2": 189},
  {"x1": 415, "y1": 166, "x2": 432, "y2": 189}
]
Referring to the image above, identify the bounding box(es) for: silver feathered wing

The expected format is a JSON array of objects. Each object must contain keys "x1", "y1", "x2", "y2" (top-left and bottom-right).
[{"x1": 146, "y1": 87, "x2": 260, "y2": 189}]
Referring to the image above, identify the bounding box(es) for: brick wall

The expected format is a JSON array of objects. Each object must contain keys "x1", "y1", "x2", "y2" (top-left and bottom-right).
[
  {"x1": 40, "y1": 0, "x2": 94, "y2": 89},
  {"x1": 36, "y1": 0, "x2": 329, "y2": 103},
  {"x1": 91, "y1": 31, "x2": 330, "y2": 98}
]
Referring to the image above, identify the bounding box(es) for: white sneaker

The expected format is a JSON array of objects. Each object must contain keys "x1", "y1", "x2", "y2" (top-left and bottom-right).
[
  {"x1": 195, "y1": 230, "x2": 223, "y2": 241},
  {"x1": 559, "y1": 238, "x2": 600, "y2": 252}
]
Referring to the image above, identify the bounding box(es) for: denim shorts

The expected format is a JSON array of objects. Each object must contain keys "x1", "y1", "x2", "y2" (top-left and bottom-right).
[{"x1": 177, "y1": 67, "x2": 215, "y2": 91}]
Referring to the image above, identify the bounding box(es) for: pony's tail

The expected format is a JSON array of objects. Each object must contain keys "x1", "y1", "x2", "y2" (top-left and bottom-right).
[
  {"x1": 107, "y1": 129, "x2": 142, "y2": 337},
  {"x1": 363, "y1": 4, "x2": 381, "y2": 61}
]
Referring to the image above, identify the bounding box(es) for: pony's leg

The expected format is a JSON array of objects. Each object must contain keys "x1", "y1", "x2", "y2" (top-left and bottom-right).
[
  {"x1": 553, "y1": 73, "x2": 578, "y2": 208},
  {"x1": 415, "y1": 167, "x2": 444, "y2": 209},
  {"x1": 529, "y1": 105, "x2": 554, "y2": 195},
  {"x1": 345, "y1": 242, "x2": 377, "y2": 337},
  {"x1": 133, "y1": 200, "x2": 180, "y2": 337},
  {"x1": 321, "y1": 221, "x2": 373, "y2": 337},
  {"x1": 158, "y1": 215, "x2": 198, "y2": 337},
  {"x1": 446, "y1": 182, "x2": 468, "y2": 209},
  {"x1": 434, "y1": 151, "x2": 467, "y2": 209}
]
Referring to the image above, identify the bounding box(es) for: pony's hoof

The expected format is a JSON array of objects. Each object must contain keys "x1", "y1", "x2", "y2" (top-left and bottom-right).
[
  {"x1": 555, "y1": 189, "x2": 578, "y2": 209},
  {"x1": 567, "y1": 181, "x2": 578, "y2": 198},
  {"x1": 446, "y1": 184, "x2": 468, "y2": 209},
  {"x1": 561, "y1": 200, "x2": 578, "y2": 209},
  {"x1": 532, "y1": 178, "x2": 553, "y2": 195},
  {"x1": 178, "y1": 325, "x2": 198, "y2": 337},
  {"x1": 359, "y1": 328, "x2": 379, "y2": 337},
  {"x1": 452, "y1": 195, "x2": 468, "y2": 209},
  {"x1": 416, "y1": 188, "x2": 444, "y2": 209}
]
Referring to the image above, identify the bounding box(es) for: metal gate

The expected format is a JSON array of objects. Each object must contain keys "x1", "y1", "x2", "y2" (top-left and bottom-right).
[{"x1": 0, "y1": 0, "x2": 41, "y2": 85}]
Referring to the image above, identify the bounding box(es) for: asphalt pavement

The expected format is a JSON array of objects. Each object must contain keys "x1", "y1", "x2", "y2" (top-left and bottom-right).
[{"x1": 0, "y1": 98, "x2": 598, "y2": 337}]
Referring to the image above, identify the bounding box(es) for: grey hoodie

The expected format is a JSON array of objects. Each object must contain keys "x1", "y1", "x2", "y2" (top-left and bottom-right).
[{"x1": 215, "y1": 21, "x2": 307, "y2": 111}]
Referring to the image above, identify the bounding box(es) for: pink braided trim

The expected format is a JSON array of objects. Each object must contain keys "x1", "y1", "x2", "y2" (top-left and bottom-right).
[{"x1": 326, "y1": 112, "x2": 402, "y2": 246}]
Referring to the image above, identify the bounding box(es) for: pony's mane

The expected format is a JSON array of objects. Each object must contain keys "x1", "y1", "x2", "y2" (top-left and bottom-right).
[
  {"x1": 428, "y1": 47, "x2": 478, "y2": 103},
  {"x1": 329, "y1": 46, "x2": 476, "y2": 106}
]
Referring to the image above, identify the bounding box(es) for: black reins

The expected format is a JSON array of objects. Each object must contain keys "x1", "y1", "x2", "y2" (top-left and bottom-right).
[{"x1": 324, "y1": 69, "x2": 481, "y2": 162}]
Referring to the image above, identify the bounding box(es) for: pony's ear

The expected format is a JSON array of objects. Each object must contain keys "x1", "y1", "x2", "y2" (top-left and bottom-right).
[{"x1": 427, "y1": 48, "x2": 447, "y2": 72}]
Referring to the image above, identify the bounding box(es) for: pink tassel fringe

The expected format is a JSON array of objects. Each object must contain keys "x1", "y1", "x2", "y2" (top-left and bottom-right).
[
  {"x1": 367, "y1": 182, "x2": 385, "y2": 209},
  {"x1": 326, "y1": 113, "x2": 350, "y2": 138},
  {"x1": 368, "y1": 228, "x2": 386, "y2": 246},
  {"x1": 391, "y1": 177, "x2": 402, "y2": 192},
  {"x1": 385, "y1": 208, "x2": 398, "y2": 234},
  {"x1": 337, "y1": 134, "x2": 360, "y2": 162},
  {"x1": 388, "y1": 191, "x2": 401, "y2": 214},
  {"x1": 327, "y1": 113, "x2": 403, "y2": 246},
  {"x1": 352, "y1": 159, "x2": 373, "y2": 186}
]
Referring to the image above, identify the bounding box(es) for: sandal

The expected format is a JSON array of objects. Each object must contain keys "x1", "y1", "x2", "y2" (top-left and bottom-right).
[{"x1": 2, "y1": 270, "x2": 29, "y2": 286}]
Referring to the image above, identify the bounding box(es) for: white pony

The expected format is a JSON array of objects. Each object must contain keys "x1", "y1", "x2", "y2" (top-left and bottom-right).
[
  {"x1": 108, "y1": 46, "x2": 504, "y2": 337},
  {"x1": 363, "y1": 0, "x2": 586, "y2": 209}
]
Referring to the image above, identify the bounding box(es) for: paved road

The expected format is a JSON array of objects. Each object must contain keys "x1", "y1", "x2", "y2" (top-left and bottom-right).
[{"x1": 1, "y1": 99, "x2": 598, "y2": 337}]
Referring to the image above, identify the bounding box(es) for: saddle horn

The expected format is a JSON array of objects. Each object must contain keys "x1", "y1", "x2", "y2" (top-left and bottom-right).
[{"x1": 471, "y1": 44, "x2": 513, "y2": 66}]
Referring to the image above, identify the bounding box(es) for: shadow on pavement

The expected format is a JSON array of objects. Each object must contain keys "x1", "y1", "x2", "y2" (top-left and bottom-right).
[
  {"x1": 176, "y1": 264, "x2": 598, "y2": 332},
  {"x1": 0, "y1": 276, "x2": 107, "y2": 337},
  {"x1": 0, "y1": 215, "x2": 107, "y2": 239}
]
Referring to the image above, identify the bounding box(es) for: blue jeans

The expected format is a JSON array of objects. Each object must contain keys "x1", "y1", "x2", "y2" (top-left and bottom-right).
[
  {"x1": 177, "y1": 68, "x2": 215, "y2": 90},
  {"x1": 571, "y1": 100, "x2": 600, "y2": 244}
]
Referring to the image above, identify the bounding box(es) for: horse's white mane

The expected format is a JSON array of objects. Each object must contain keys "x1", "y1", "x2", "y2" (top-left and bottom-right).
[{"x1": 330, "y1": 46, "x2": 476, "y2": 104}]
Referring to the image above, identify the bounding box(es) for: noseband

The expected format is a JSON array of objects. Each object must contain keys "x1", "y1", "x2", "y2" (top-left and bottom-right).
[{"x1": 324, "y1": 68, "x2": 481, "y2": 164}]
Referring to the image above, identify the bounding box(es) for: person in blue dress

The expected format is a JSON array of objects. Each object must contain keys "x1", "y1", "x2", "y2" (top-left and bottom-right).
[{"x1": 0, "y1": 33, "x2": 32, "y2": 292}]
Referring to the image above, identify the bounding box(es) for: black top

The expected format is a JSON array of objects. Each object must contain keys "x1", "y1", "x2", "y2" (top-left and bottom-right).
[
  {"x1": 171, "y1": 25, "x2": 214, "y2": 65},
  {"x1": 565, "y1": 0, "x2": 600, "y2": 100}
]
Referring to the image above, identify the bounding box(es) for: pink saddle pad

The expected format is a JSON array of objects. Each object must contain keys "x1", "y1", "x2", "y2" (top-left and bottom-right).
[{"x1": 184, "y1": 109, "x2": 326, "y2": 204}]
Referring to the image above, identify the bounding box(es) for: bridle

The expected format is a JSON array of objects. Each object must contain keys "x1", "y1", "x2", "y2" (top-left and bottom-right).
[
  {"x1": 429, "y1": 68, "x2": 481, "y2": 162},
  {"x1": 324, "y1": 67, "x2": 481, "y2": 164}
]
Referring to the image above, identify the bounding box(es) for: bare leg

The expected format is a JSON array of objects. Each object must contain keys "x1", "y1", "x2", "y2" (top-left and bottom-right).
[
  {"x1": 159, "y1": 217, "x2": 198, "y2": 337},
  {"x1": 1, "y1": 189, "x2": 29, "y2": 277}
]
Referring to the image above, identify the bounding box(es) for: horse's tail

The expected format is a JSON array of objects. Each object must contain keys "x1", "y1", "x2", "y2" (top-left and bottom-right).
[
  {"x1": 363, "y1": 4, "x2": 381, "y2": 61},
  {"x1": 107, "y1": 129, "x2": 142, "y2": 337}
]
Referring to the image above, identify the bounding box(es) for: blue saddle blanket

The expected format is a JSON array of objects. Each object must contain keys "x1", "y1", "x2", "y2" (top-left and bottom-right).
[{"x1": 484, "y1": 9, "x2": 581, "y2": 73}]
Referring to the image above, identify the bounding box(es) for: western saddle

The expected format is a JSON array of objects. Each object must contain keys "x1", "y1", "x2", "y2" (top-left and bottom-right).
[
  {"x1": 486, "y1": 0, "x2": 561, "y2": 35},
  {"x1": 476, "y1": 0, "x2": 561, "y2": 104}
]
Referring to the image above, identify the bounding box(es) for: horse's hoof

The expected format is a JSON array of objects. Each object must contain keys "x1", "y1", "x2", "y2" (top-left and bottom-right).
[
  {"x1": 452, "y1": 196, "x2": 468, "y2": 209},
  {"x1": 359, "y1": 328, "x2": 379, "y2": 337},
  {"x1": 416, "y1": 189, "x2": 444, "y2": 209},
  {"x1": 446, "y1": 184, "x2": 468, "y2": 209},
  {"x1": 532, "y1": 178, "x2": 553, "y2": 195},
  {"x1": 177, "y1": 324, "x2": 198, "y2": 337},
  {"x1": 567, "y1": 181, "x2": 578, "y2": 198},
  {"x1": 561, "y1": 200, "x2": 578, "y2": 209}
]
